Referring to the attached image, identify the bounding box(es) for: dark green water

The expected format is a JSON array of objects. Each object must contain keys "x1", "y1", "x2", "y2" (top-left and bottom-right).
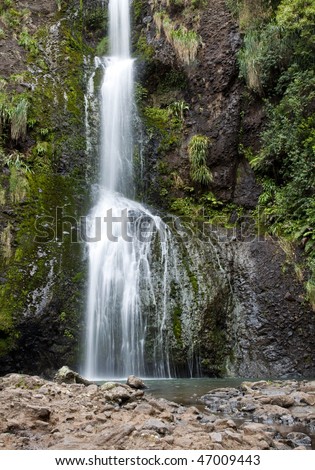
[{"x1": 143, "y1": 377, "x2": 247, "y2": 406}]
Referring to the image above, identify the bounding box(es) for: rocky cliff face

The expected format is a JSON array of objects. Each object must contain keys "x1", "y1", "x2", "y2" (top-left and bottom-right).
[
  {"x1": 0, "y1": 0, "x2": 314, "y2": 379},
  {"x1": 133, "y1": 0, "x2": 315, "y2": 378},
  {"x1": 134, "y1": 0, "x2": 262, "y2": 208},
  {"x1": 0, "y1": 0, "x2": 105, "y2": 375}
]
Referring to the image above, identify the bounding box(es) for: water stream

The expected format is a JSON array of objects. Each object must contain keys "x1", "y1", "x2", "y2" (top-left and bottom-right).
[{"x1": 83, "y1": 0, "x2": 177, "y2": 380}]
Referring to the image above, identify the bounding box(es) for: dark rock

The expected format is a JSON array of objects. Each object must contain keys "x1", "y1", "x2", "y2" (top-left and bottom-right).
[
  {"x1": 286, "y1": 432, "x2": 312, "y2": 448},
  {"x1": 143, "y1": 16, "x2": 152, "y2": 24},
  {"x1": 285, "y1": 292, "x2": 295, "y2": 301}
]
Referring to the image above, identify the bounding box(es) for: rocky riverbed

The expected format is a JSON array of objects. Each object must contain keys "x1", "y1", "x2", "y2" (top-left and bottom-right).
[{"x1": 0, "y1": 373, "x2": 314, "y2": 450}]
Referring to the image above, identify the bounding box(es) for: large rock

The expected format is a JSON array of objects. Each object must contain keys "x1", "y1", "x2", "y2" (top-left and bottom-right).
[
  {"x1": 54, "y1": 366, "x2": 91, "y2": 386},
  {"x1": 100, "y1": 383, "x2": 132, "y2": 403},
  {"x1": 126, "y1": 375, "x2": 147, "y2": 389}
]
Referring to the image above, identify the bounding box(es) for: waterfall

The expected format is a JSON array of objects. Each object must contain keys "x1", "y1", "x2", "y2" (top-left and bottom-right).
[{"x1": 83, "y1": 0, "x2": 174, "y2": 379}]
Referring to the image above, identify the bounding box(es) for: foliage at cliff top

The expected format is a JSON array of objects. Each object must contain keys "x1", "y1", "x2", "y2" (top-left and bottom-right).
[{"x1": 234, "y1": 0, "x2": 315, "y2": 306}]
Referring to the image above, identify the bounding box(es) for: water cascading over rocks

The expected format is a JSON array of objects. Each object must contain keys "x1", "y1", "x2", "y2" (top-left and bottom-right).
[{"x1": 83, "y1": 0, "x2": 202, "y2": 379}]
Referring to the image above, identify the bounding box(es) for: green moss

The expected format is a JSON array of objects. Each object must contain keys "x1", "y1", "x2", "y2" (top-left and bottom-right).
[
  {"x1": 83, "y1": 6, "x2": 108, "y2": 34},
  {"x1": 157, "y1": 70, "x2": 188, "y2": 94},
  {"x1": 173, "y1": 305, "x2": 183, "y2": 344},
  {"x1": 72, "y1": 271, "x2": 85, "y2": 283},
  {"x1": 96, "y1": 37, "x2": 109, "y2": 56},
  {"x1": 0, "y1": 1, "x2": 93, "y2": 368},
  {"x1": 143, "y1": 106, "x2": 181, "y2": 155},
  {"x1": 0, "y1": 168, "x2": 89, "y2": 359},
  {"x1": 133, "y1": 0, "x2": 144, "y2": 22},
  {"x1": 135, "y1": 33, "x2": 154, "y2": 60}
]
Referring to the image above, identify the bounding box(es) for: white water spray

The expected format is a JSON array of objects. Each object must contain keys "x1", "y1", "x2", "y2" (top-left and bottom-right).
[{"x1": 83, "y1": 0, "x2": 173, "y2": 379}]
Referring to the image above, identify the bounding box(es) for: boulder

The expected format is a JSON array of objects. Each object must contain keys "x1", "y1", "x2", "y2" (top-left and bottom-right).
[
  {"x1": 269, "y1": 395, "x2": 295, "y2": 408},
  {"x1": 126, "y1": 375, "x2": 147, "y2": 389},
  {"x1": 54, "y1": 366, "x2": 91, "y2": 386},
  {"x1": 101, "y1": 384, "x2": 132, "y2": 403}
]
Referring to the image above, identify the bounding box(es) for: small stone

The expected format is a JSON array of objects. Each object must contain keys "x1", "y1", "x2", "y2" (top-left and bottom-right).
[
  {"x1": 210, "y1": 432, "x2": 222, "y2": 443},
  {"x1": 301, "y1": 394, "x2": 315, "y2": 406},
  {"x1": 224, "y1": 429, "x2": 244, "y2": 443},
  {"x1": 286, "y1": 432, "x2": 312, "y2": 448},
  {"x1": 26, "y1": 406, "x2": 51, "y2": 422},
  {"x1": 240, "y1": 402, "x2": 256, "y2": 412},
  {"x1": 103, "y1": 404, "x2": 114, "y2": 411},
  {"x1": 85, "y1": 384, "x2": 98, "y2": 395},
  {"x1": 147, "y1": 399, "x2": 167, "y2": 412},
  {"x1": 123, "y1": 402, "x2": 137, "y2": 410},
  {"x1": 101, "y1": 382, "x2": 117, "y2": 391},
  {"x1": 142, "y1": 419, "x2": 171, "y2": 436},
  {"x1": 102, "y1": 385, "x2": 132, "y2": 403},
  {"x1": 163, "y1": 436, "x2": 174, "y2": 445},
  {"x1": 242, "y1": 423, "x2": 268, "y2": 435},
  {"x1": 134, "y1": 403, "x2": 155, "y2": 415},
  {"x1": 95, "y1": 414, "x2": 107, "y2": 423},
  {"x1": 159, "y1": 411, "x2": 174, "y2": 422},
  {"x1": 284, "y1": 292, "x2": 295, "y2": 301}
]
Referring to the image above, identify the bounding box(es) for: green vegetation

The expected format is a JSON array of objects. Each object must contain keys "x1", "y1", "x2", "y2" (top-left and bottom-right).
[
  {"x1": 153, "y1": 10, "x2": 200, "y2": 65},
  {"x1": 143, "y1": 105, "x2": 181, "y2": 154},
  {"x1": 96, "y1": 37, "x2": 109, "y2": 56},
  {"x1": 0, "y1": 0, "x2": 93, "y2": 362},
  {"x1": 232, "y1": 0, "x2": 315, "y2": 307},
  {"x1": 170, "y1": 28, "x2": 199, "y2": 65},
  {"x1": 18, "y1": 28, "x2": 39, "y2": 55},
  {"x1": 188, "y1": 135, "x2": 213, "y2": 185},
  {"x1": 168, "y1": 100, "x2": 189, "y2": 122},
  {"x1": 136, "y1": 33, "x2": 155, "y2": 60},
  {"x1": 0, "y1": 93, "x2": 29, "y2": 141}
]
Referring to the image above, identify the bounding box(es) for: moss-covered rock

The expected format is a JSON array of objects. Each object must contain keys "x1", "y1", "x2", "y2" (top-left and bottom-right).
[{"x1": 0, "y1": 0, "x2": 101, "y2": 375}]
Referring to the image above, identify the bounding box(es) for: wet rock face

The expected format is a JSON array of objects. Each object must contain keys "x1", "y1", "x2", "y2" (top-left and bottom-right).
[
  {"x1": 132, "y1": 1, "x2": 315, "y2": 378},
  {"x1": 0, "y1": 374, "x2": 314, "y2": 450},
  {"x1": 226, "y1": 239, "x2": 315, "y2": 378}
]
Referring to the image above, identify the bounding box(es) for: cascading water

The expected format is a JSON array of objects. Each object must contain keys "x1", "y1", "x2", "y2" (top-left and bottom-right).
[{"x1": 83, "y1": 0, "x2": 174, "y2": 379}]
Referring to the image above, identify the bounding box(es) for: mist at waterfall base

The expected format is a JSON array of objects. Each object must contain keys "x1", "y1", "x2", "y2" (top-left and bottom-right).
[{"x1": 83, "y1": 0, "x2": 201, "y2": 380}]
